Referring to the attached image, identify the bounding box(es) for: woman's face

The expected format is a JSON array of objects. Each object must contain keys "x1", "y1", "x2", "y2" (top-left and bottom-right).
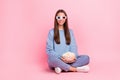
[{"x1": 56, "y1": 12, "x2": 67, "y2": 26}]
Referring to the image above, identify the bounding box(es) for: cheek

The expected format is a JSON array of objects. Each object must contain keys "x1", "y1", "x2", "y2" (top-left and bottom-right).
[
  {"x1": 62, "y1": 19, "x2": 66, "y2": 23},
  {"x1": 63, "y1": 20, "x2": 66, "y2": 23},
  {"x1": 57, "y1": 20, "x2": 60, "y2": 23}
]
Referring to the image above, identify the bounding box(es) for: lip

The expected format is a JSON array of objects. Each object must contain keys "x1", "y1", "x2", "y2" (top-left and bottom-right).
[
  {"x1": 59, "y1": 22, "x2": 63, "y2": 24},
  {"x1": 59, "y1": 20, "x2": 64, "y2": 22}
]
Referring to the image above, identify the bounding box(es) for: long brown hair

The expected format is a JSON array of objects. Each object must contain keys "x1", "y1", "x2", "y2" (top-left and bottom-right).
[{"x1": 54, "y1": 9, "x2": 71, "y2": 45}]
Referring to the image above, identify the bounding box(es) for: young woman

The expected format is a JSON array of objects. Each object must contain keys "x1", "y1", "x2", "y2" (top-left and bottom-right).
[{"x1": 46, "y1": 9, "x2": 90, "y2": 74}]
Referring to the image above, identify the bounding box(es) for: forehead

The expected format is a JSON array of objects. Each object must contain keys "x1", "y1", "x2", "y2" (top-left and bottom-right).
[{"x1": 57, "y1": 12, "x2": 65, "y2": 16}]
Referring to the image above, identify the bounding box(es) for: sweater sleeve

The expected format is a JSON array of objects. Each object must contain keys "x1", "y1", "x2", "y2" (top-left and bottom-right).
[
  {"x1": 69, "y1": 30, "x2": 79, "y2": 57},
  {"x1": 46, "y1": 30, "x2": 61, "y2": 58}
]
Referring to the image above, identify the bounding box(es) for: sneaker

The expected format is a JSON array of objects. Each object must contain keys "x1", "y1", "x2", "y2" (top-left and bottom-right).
[
  {"x1": 55, "y1": 67, "x2": 62, "y2": 74},
  {"x1": 76, "y1": 65, "x2": 90, "y2": 72}
]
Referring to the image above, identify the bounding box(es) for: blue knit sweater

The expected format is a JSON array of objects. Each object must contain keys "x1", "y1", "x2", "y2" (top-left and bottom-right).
[{"x1": 46, "y1": 29, "x2": 78, "y2": 59}]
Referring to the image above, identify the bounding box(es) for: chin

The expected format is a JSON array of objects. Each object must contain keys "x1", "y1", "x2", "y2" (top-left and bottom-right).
[
  {"x1": 59, "y1": 24, "x2": 63, "y2": 26},
  {"x1": 59, "y1": 23, "x2": 64, "y2": 26}
]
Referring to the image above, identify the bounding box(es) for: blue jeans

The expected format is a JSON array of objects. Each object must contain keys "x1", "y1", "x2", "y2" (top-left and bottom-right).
[{"x1": 48, "y1": 55, "x2": 90, "y2": 72}]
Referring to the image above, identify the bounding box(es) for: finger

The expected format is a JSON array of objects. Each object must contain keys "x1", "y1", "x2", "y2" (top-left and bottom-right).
[{"x1": 61, "y1": 57, "x2": 65, "y2": 60}]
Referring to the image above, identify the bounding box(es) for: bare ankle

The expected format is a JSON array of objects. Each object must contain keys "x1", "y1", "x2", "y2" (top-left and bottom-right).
[{"x1": 69, "y1": 66, "x2": 77, "y2": 72}]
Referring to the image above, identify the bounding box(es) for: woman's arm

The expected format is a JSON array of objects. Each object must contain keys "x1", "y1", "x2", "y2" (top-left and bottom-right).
[
  {"x1": 69, "y1": 29, "x2": 79, "y2": 57},
  {"x1": 46, "y1": 30, "x2": 61, "y2": 58}
]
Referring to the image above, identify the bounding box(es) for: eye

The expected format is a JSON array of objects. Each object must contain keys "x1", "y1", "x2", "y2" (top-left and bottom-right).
[
  {"x1": 63, "y1": 16, "x2": 66, "y2": 19},
  {"x1": 56, "y1": 16, "x2": 60, "y2": 20},
  {"x1": 58, "y1": 16, "x2": 60, "y2": 19}
]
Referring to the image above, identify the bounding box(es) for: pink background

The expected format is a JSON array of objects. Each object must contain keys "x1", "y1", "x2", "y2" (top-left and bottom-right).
[{"x1": 0, "y1": 0, "x2": 120, "y2": 80}]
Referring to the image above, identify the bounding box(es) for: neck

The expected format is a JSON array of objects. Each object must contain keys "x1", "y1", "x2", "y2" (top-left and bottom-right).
[{"x1": 58, "y1": 25, "x2": 64, "y2": 30}]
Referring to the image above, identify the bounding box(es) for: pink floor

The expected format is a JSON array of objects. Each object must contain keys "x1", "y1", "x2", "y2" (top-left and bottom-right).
[
  {"x1": 28, "y1": 53, "x2": 120, "y2": 80},
  {"x1": 1, "y1": 51, "x2": 120, "y2": 80},
  {"x1": 32, "y1": 53, "x2": 120, "y2": 80}
]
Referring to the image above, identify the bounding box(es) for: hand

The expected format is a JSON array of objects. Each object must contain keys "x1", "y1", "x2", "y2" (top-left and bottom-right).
[
  {"x1": 61, "y1": 57, "x2": 68, "y2": 63},
  {"x1": 61, "y1": 57, "x2": 76, "y2": 63},
  {"x1": 67, "y1": 58, "x2": 76, "y2": 63}
]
